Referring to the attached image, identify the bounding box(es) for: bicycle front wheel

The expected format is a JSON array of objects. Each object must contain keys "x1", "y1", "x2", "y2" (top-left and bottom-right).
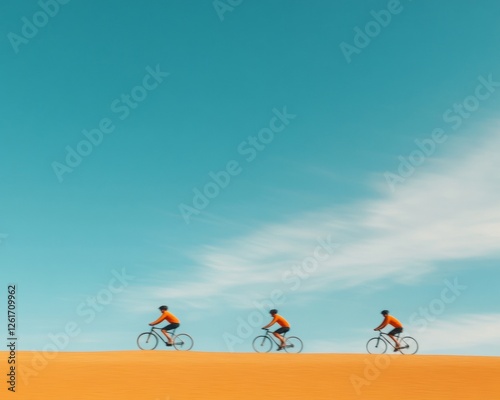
[
  {"x1": 137, "y1": 332, "x2": 158, "y2": 350},
  {"x1": 252, "y1": 336, "x2": 273, "y2": 353},
  {"x1": 399, "y1": 336, "x2": 418, "y2": 355},
  {"x1": 284, "y1": 336, "x2": 303, "y2": 353},
  {"x1": 173, "y1": 333, "x2": 194, "y2": 351},
  {"x1": 366, "y1": 337, "x2": 387, "y2": 354}
]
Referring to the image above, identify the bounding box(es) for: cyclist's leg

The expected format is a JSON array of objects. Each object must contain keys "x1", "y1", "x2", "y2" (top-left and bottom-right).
[
  {"x1": 160, "y1": 329, "x2": 173, "y2": 345},
  {"x1": 388, "y1": 334, "x2": 398, "y2": 348},
  {"x1": 273, "y1": 332, "x2": 285, "y2": 347},
  {"x1": 388, "y1": 328, "x2": 402, "y2": 349},
  {"x1": 273, "y1": 327, "x2": 289, "y2": 349},
  {"x1": 161, "y1": 323, "x2": 180, "y2": 345}
]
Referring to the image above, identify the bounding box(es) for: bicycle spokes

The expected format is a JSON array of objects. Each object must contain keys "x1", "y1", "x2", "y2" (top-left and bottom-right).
[
  {"x1": 173, "y1": 333, "x2": 194, "y2": 351},
  {"x1": 366, "y1": 336, "x2": 387, "y2": 354}
]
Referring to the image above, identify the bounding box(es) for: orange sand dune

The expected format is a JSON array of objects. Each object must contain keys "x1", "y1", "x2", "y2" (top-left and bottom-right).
[{"x1": 3, "y1": 351, "x2": 499, "y2": 399}]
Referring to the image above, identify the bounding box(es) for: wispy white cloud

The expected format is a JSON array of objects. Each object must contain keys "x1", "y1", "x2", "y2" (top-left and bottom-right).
[
  {"x1": 306, "y1": 313, "x2": 500, "y2": 355},
  {"x1": 416, "y1": 313, "x2": 500, "y2": 355},
  {"x1": 133, "y1": 126, "x2": 500, "y2": 310}
]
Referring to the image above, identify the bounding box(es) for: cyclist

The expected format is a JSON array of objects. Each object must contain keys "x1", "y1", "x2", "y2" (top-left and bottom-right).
[
  {"x1": 149, "y1": 305, "x2": 180, "y2": 346},
  {"x1": 374, "y1": 310, "x2": 403, "y2": 351},
  {"x1": 262, "y1": 309, "x2": 290, "y2": 351}
]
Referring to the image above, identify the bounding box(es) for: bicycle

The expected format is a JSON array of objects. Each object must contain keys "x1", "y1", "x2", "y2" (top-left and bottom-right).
[
  {"x1": 137, "y1": 327, "x2": 194, "y2": 351},
  {"x1": 252, "y1": 329, "x2": 303, "y2": 353},
  {"x1": 366, "y1": 331, "x2": 418, "y2": 355}
]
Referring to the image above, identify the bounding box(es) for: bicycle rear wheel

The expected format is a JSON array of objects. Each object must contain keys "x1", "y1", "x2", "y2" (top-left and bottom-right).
[
  {"x1": 252, "y1": 336, "x2": 273, "y2": 353},
  {"x1": 399, "y1": 336, "x2": 418, "y2": 354},
  {"x1": 137, "y1": 332, "x2": 158, "y2": 350},
  {"x1": 366, "y1": 337, "x2": 387, "y2": 354},
  {"x1": 284, "y1": 336, "x2": 303, "y2": 353},
  {"x1": 173, "y1": 333, "x2": 194, "y2": 351}
]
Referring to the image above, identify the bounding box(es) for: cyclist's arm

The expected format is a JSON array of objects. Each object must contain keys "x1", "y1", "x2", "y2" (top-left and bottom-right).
[
  {"x1": 149, "y1": 315, "x2": 165, "y2": 326},
  {"x1": 374, "y1": 317, "x2": 388, "y2": 330},
  {"x1": 262, "y1": 316, "x2": 277, "y2": 329}
]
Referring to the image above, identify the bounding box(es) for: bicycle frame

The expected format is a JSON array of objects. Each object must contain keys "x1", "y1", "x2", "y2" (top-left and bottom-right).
[
  {"x1": 261, "y1": 329, "x2": 287, "y2": 346},
  {"x1": 377, "y1": 331, "x2": 398, "y2": 345},
  {"x1": 264, "y1": 328, "x2": 286, "y2": 344},
  {"x1": 252, "y1": 328, "x2": 303, "y2": 353},
  {"x1": 375, "y1": 331, "x2": 410, "y2": 351},
  {"x1": 149, "y1": 326, "x2": 177, "y2": 344}
]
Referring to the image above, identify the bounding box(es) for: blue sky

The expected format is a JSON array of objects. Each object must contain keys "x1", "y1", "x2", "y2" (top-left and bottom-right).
[{"x1": 1, "y1": 0, "x2": 500, "y2": 357}]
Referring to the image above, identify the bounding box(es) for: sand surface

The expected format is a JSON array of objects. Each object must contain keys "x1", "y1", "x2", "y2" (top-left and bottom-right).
[{"x1": 3, "y1": 351, "x2": 499, "y2": 399}]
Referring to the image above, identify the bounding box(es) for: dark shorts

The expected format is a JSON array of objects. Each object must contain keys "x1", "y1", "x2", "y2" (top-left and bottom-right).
[
  {"x1": 161, "y1": 323, "x2": 180, "y2": 332},
  {"x1": 274, "y1": 327, "x2": 290, "y2": 335},
  {"x1": 388, "y1": 327, "x2": 403, "y2": 336}
]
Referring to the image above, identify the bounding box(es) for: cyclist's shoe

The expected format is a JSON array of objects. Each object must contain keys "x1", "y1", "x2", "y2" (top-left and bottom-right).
[
  {"x1": 393, "y1": 346, "x2": 401, "y2": 352},
  {"x1": 277, "y1": 346, "x2": 284, "y2": 351},
  {"x1": 166, "y1": 343, "x2": 173, "y2": 347}
]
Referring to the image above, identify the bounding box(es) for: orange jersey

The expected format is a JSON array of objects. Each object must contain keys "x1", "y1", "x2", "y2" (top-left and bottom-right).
[
  {"x1": 151, "y1": 310, "x2": 180, "y2": 325},
  {"x1": 266, "y1": 314, "x2": 290, "y2": 328},
  {"x1": 376, "y1": 315, "x2": 402, "y2": 330}
]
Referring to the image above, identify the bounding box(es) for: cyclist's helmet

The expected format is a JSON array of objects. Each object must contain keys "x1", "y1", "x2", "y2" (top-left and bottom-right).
[
  {"x1": 159, "y1": 305, "x2": 168, "y2": 311},
  {"x1": 269, "y1": 309, "x2": 278, "y2": 315},
  {"x1": 381, "y1": 310, "x2": 389, "y2": 315}
]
